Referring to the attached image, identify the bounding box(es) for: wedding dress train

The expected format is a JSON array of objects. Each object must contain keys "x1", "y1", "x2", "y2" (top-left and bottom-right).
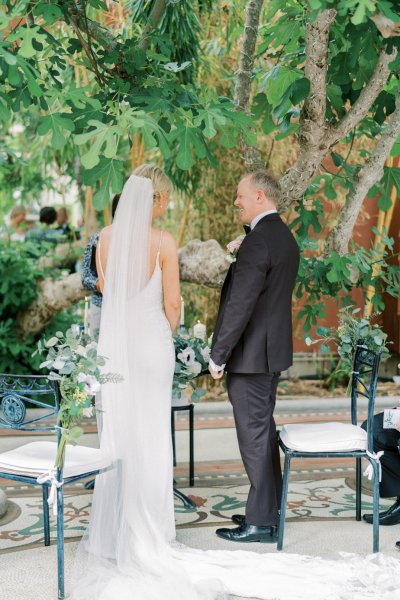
[{"x1": 71, "y1": 175, "x2": 400, "y2": 600}]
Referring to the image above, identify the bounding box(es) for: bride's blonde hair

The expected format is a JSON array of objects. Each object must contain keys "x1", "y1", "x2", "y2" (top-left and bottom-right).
[{"x1": 132, "y1": 163, "x2": 172, "y2": 198}]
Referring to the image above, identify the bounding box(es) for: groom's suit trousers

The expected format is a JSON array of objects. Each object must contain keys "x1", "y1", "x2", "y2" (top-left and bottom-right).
[{"x1": 227, "y1": 371, "x2": 282, "y2": 527}]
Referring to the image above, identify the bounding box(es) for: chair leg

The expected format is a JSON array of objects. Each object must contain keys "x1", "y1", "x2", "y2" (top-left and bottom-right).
[
  {"x1": 356, "y1": 457, "x2": 361, "y2": 521},
  {"x1": 372, "y1": 460, "x2": 380, "y2": 553},
  {"x1": 171, "y1": 410, "x2": 177, "y2": 467},
  {"x1": 57, "y1": 487, "x2": 65, "y2": 600},
  {"x1": 189, "y1": 404, "x2": 194, "y2": 487},
  {"x1": 42, "y1": 485, "x2": 50, "y2": 547},
  {"x1": 277, "y1": 454, "x2": 291, "y2": 551}
]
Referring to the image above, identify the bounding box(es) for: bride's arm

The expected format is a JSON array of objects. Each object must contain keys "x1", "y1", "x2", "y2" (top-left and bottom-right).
[{"x1": 161, "y1": 232, "x2": 181, "y2": 332}]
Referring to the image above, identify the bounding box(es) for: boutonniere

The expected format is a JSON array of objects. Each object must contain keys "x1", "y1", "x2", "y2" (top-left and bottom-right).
[{"x1": 226, "y1": 235, "x2": 245, "y2": 263}]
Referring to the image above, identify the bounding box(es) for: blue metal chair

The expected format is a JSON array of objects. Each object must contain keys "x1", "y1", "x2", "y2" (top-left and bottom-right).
[
  {"x1": 0, "y1": 374, "x2": 109, "y2": 599},
  {"x1": 278, "y1": 346, "x2": 382, "y2": 552}
]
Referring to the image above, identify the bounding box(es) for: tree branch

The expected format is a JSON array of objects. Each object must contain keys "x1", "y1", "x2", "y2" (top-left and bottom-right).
[
  {"x1": 279, "y1": 9, "x2": 336, "y2": 209},
  {"x1": 139, "y1": 0, "x2": 167, "y2": 52},
  {"x1": 233, "y1": 0, "x2": 265, "y2": 171},
  {"x1": 68, "y1": 1, "x2": 117, "y2": 52},
  {"x1": 279, "y1": 40, "x2": 397, "y2": 212},
  {"x1": 303, "y1": 8, "x2": 336, "y2": 128},
  {"x1": 332, "y1": 46, "x2": 397, "y2": 142},
  {"x1": 325, "y1": 86, "x2": 400, "y2": 256},
  {"x1": 17, "y1": 240, "x2": 229, "y2": 337},
  {"x1": 17, "y1": 273, "x2": 87, "y2": 337}
]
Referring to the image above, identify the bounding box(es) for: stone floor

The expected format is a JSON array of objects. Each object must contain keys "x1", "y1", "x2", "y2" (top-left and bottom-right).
[{"x1": 1, "y1": 394, "x2": 400, "y2": 599}]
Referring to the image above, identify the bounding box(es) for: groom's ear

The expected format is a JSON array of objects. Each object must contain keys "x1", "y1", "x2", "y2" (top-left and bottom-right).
[{"x1": 256, "y1": 188, "x2": 266, "y2": 203}]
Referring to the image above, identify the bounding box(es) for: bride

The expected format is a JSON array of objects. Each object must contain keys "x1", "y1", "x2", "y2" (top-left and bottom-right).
[{"x1": 72, "y1": 165, "x2": 400, "y2": 600}]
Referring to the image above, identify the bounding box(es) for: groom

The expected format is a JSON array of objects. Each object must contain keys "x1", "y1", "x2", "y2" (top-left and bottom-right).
[{"x1": 209, "y1": 171, "x2": 299, "y2": 543}]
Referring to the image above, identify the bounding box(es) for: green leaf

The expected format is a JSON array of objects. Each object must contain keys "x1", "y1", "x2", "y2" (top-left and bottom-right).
[
  {"x1": 83, "y1": 157, "x2": 124, "y2": 210},
  {"x1": 38, "y1": 113, "x2": 75, "y2": 149},
  {"x1": 351, "y1": 0, "x2": 376, "y2": 25},
  {"x1": 33, "y1": 2, "x2": 63, "y2": 24},
  {"x1": 75, "y1": 120, "x2": 120, "y2": 169},
  {"x1": 265, "y1": 67, "x2": 301, "y2": 109},
  {"x1": 9, "y1": 26, "x2": 47, "y2": 59}
]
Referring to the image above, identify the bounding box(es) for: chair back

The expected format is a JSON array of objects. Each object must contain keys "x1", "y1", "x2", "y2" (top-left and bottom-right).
[
  {"x1": 0, "y1": 374, "x2": 60, "y2": 433},
  {"x1": 350, "y1": 346, "x2": 380, "y2": 452}
]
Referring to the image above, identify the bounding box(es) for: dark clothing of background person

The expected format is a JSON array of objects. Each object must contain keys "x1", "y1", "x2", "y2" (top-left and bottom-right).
[{"x1": 362, "y1": 412, "x2": 400, "y2": 498}]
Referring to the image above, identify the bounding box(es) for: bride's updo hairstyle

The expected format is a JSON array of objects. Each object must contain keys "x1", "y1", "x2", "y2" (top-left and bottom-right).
[{"x1": 132, "y1": 163, "x2": 173, "y2": 199}]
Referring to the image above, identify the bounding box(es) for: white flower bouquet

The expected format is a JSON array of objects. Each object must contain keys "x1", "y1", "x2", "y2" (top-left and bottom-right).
[
  {"x1": 174, "y1": 333, "x2": 211, "y2": 402},
  {"x1": 35, "y1": 325, "x2": 122, "y2": 467}
]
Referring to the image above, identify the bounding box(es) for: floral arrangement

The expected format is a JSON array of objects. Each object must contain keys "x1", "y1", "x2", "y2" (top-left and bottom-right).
[
  {"x1": 35, "y1": 325, "x2": 122, "y2": 467},
  {"x1": 305, "y1": 307, "x2": 391, "y2": 388},
  {"x1": 173, "y1": 333, "x2": 211, "y2": 402},
  {"x1": 226, "y1": 235, "x2": 245, "y2": 263}
]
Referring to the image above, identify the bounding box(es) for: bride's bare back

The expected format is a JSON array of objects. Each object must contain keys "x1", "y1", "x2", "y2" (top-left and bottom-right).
[{"x1": 96, "y1": 225, "x2": 181, "y2": 331}]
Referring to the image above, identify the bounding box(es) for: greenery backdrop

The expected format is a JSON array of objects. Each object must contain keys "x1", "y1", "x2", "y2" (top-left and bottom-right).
[{"x1": 0, "y1": 0, "x2": 399, "y2": 375}]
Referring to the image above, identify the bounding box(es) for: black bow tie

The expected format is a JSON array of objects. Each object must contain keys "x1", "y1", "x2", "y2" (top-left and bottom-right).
[{"x1": 243, "y1": 225, "x2": 251, "y2": 235}]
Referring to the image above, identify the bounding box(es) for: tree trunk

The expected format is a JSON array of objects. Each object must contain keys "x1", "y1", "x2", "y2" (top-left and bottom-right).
[
  {"x1": 233, "y1": 0, "x2": 265, "y2": 171},
  {"x1": 17, "y1": 240, "x2": 229, "y2": 337}
]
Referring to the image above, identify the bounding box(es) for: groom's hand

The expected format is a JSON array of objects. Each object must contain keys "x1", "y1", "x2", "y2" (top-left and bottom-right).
[{"x1": 208, "y1": 365, "x2": 224, "y2": 380}]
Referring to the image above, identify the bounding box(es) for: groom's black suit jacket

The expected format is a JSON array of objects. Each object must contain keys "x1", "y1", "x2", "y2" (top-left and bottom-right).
[{"x1": 210, "y1": 214, "x2": 300, "y2": 374}]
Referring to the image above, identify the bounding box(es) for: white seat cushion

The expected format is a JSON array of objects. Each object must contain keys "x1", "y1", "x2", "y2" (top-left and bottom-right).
[
  {"x1": 280, "y1": 422, "x2": 367, "y2": 452},
  {"x1": 0, "y1": 441, "x2": 110, "y2": 479}
]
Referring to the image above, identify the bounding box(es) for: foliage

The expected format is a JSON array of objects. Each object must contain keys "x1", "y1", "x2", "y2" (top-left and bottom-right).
[
  {"x1": 0, "y1": 0, "x2": 399, "y2": 347},
  {"x1": 35, "y1": 325, "x2": 122, "y2": 467},
  {"x1": 0, "y1": 239, "x2": 80, "y2": 373},
  {"x1": 306, "y1": 306, "x2": 391, "y2": 387},
  {"x1": 173, "y1": 332, "x2": 210, "y2": 402},
  {"x1": 0, "y1": 0, "x2": 253, "y2": 209},
  {"x1": 294, "y1": 226, "x2": 400, "y2": 331}
]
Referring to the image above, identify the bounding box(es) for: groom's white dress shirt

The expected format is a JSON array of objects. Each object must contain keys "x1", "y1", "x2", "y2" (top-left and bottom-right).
[{"x1": 209, "y1": 209, "x2": 278, "y2": 373}]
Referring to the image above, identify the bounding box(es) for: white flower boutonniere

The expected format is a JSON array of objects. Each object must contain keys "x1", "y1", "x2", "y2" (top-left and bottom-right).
[{"x1": 226, "y1": 234, "x2": 245, "y2": 263}]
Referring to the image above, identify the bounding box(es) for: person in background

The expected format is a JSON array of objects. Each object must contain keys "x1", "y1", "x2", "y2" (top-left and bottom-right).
[
  {"x1": 56, "y1": 206, "x2": 74, "y2": 240},
  {"x1": 361, "y1": 410, "x2": 400, "y2": 549},
  {"x1": 81, "y1": 194, "x2": 120, "y2": 336},
  {"x1": 81, "y1": 194, "x2": 120, "y2": 444},
  {"x1": 8, "y1": 205, "x2": 28, "y2": 241},
  {"x1": 26, "y1": 206, "x2": 64, "y2": 244}
]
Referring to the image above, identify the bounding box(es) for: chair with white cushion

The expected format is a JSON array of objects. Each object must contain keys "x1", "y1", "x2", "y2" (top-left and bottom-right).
[
  {"x1": 278, "y1": 346, "x2": 381, "y2": 552},
  {"x1": 0, "y1": 374, "x2": 110, "y2": 599}
]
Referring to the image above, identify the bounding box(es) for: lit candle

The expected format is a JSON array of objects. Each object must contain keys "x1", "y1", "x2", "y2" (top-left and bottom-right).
[
  {"x1": 84, "y1": 296, "x2": 89, "y2": 333},
  {"x1": 180, "y1": 296, "x2": 185, "y2": 329},
  {"x1": 193, "y1": 320, "x2": 206, "y2": 341}
]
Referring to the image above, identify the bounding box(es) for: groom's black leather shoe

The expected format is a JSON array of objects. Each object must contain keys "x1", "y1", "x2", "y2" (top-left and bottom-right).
[
  {"x1": 363, "y1": 499, "x2": 400, "y2": 525},
  {"x1": 216, "y1": 523, "x2": 277, "y2": 543},
  {"x1": 231, "y1": 514, "x2": 245, "y2": 526}
]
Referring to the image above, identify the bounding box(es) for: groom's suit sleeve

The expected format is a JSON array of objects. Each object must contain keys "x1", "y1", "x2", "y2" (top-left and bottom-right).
[{"x1": 211, "y1": 232, "x2": 269, "y2": 367}]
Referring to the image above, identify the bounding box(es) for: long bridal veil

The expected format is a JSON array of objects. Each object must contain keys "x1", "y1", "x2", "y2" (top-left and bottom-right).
[{"x1": 72, "y1": 175, "x2": 400, "y2": 600}]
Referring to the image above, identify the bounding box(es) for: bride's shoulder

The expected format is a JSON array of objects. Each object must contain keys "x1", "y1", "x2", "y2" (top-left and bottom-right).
[
  {"x1": 99, "y1": 225, "x2": 112, "y2": 239},
  {"x1": 152, "y1": 229, "x2": 177, "y2": 249}
]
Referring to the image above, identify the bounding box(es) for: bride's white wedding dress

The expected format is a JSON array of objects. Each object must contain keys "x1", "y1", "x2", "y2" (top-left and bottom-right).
[{"x1": 72, "y1": 176, "x2": 400, "y2": 600}]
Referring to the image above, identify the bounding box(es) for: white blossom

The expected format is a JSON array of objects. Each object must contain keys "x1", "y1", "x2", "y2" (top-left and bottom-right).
[
  {"x1": 53, "y1": 359, "x2": 65, "y2": 370},
  {"x1": 200, "y1": 346, "x2": 211, "y2": 363},
  {"x1": 186, "y1": 361, "x2": 202, "y2": 376},
  {"x1": 177, "y1": 347, "x2": 196, "y2": 366},
  {"x1": 77, "y1": 373, "x2": 101, "y2": 395}
]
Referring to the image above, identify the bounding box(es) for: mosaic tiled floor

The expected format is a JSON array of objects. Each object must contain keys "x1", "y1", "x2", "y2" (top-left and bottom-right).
[{"x1": 0, "y1": 478, "x2": 391, "y2": 553}]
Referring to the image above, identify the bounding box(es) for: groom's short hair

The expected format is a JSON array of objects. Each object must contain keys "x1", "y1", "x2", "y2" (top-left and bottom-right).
[{"x1": 245, "y1": 171, "x2": 281, "y2": 205}]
